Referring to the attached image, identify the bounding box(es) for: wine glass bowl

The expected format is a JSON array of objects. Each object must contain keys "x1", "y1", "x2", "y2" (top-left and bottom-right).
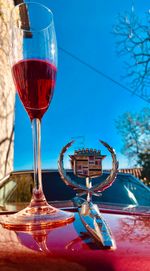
[
  {"x1": 11, "y1": 2, "x2": 57, "y2": 120},
  {"x1": 0, "y1": 2, "x2": 74, "y2": 230},
  {"x1": 12, "y1": 58, "x2": 57, "y2": 120}
]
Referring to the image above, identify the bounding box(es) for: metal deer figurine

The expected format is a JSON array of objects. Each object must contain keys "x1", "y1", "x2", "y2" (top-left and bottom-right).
[{"x1": 58, "y1": 140, "x2": 119, "y2": 249}]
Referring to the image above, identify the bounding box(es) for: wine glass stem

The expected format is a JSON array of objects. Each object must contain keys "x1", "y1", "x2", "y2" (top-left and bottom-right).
[{"x1": 32, "y1": 118, "x2": 43, "y2": 193}]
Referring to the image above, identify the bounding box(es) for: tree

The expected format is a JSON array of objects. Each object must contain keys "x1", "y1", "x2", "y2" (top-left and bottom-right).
[
  {"x1": 116, "y1": 108, "x2": 150, "y2": 172},
  {"x1": 138, "y1": 151, "x2": 150, "y2": 186},
  {"x1": 113, "y1": 4, "x2": 150, "y2": 103}
]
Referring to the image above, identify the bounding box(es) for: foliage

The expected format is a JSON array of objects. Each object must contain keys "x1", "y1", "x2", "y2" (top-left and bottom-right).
[
  {"x1": 116, "y1": 108, "x2": 150, "y2": 169},
  {"x1": 138, "y1": 151, "x2": 150, "y2": 186},
  {"x1": 113, "y1": 6, "x2": 150, "y2": 102}
]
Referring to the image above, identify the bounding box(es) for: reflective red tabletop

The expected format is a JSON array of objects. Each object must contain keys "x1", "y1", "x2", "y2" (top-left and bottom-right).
[{"x1": 0, "y1": 208, "x2": 149, "y2": 271}]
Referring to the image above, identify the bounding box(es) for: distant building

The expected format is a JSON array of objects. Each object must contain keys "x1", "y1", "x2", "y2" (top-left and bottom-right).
[{"x1": 118, "y1": 167, "x2": 142, "y2": 179}]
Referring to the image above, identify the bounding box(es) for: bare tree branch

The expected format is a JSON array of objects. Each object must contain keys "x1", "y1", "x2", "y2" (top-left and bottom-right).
[{"x1": 113, "y1": 7, "x2": 150, "y2": 102}]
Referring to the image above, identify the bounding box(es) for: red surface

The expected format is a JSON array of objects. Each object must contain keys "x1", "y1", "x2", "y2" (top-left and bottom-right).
[{"x1": 0, "y1": 210, "x2": 150, "y2": 271}]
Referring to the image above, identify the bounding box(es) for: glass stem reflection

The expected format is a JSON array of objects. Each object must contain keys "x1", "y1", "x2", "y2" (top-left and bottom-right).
[{"x1": 32, "y1": 118, "x2": 43, "y2": 193}]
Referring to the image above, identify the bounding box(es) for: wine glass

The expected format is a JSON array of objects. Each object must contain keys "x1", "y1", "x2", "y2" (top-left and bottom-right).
[{"x1": 0, "y1": 2, "x2": 74, "y2": 230}]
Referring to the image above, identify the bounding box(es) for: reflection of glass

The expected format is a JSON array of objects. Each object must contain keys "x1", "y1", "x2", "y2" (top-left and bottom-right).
[
  {"x1": 17, "y1": 229, "x2": 50, "y2": 253},
  {"x1": 0, "y1": 2, "x2": 74, "y2": 230}
]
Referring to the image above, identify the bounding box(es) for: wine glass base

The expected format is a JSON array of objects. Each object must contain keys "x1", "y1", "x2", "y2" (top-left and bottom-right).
[{"x1": 0, "y1": 203, "x2": 74, "y2": 231}]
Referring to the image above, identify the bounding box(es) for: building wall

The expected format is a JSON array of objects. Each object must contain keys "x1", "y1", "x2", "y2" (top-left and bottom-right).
[{"x1": 0, "y1": 1, "x2": 16, "y2": 179}]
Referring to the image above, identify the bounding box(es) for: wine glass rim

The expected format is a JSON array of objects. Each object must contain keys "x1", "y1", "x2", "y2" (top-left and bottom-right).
[{"x1": 11, "y1": 1, "x2": 54, "y2": 33}]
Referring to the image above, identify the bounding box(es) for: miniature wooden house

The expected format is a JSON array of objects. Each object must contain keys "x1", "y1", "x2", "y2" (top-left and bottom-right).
[{"x1": 70, "y1": 148, "x2": 106, "y2": 178}]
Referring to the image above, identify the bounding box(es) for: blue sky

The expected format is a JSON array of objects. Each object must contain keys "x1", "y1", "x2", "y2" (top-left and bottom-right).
[{"x1": 14, "y1": 0, "x2": 149, "y2": 170}]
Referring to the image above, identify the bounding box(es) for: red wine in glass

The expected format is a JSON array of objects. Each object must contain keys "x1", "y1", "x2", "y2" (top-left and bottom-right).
[
  {"x1": 12, "y1": 59, "x2": 57, "y2": 120},
  {"x1": 0, "y1": 2, "x2": 74, "y2": 230}
]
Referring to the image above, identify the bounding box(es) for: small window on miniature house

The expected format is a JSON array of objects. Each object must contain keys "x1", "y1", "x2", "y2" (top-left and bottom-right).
[
  {"x1": 95, "y1": 160, "x2": 101, "y2": 166},
  {"x1": 83, "y1": 170, "x2": 88, "y2": 175},
  {"x1": 89, "y1": 156, "x2": 95, "y2": 164}
]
